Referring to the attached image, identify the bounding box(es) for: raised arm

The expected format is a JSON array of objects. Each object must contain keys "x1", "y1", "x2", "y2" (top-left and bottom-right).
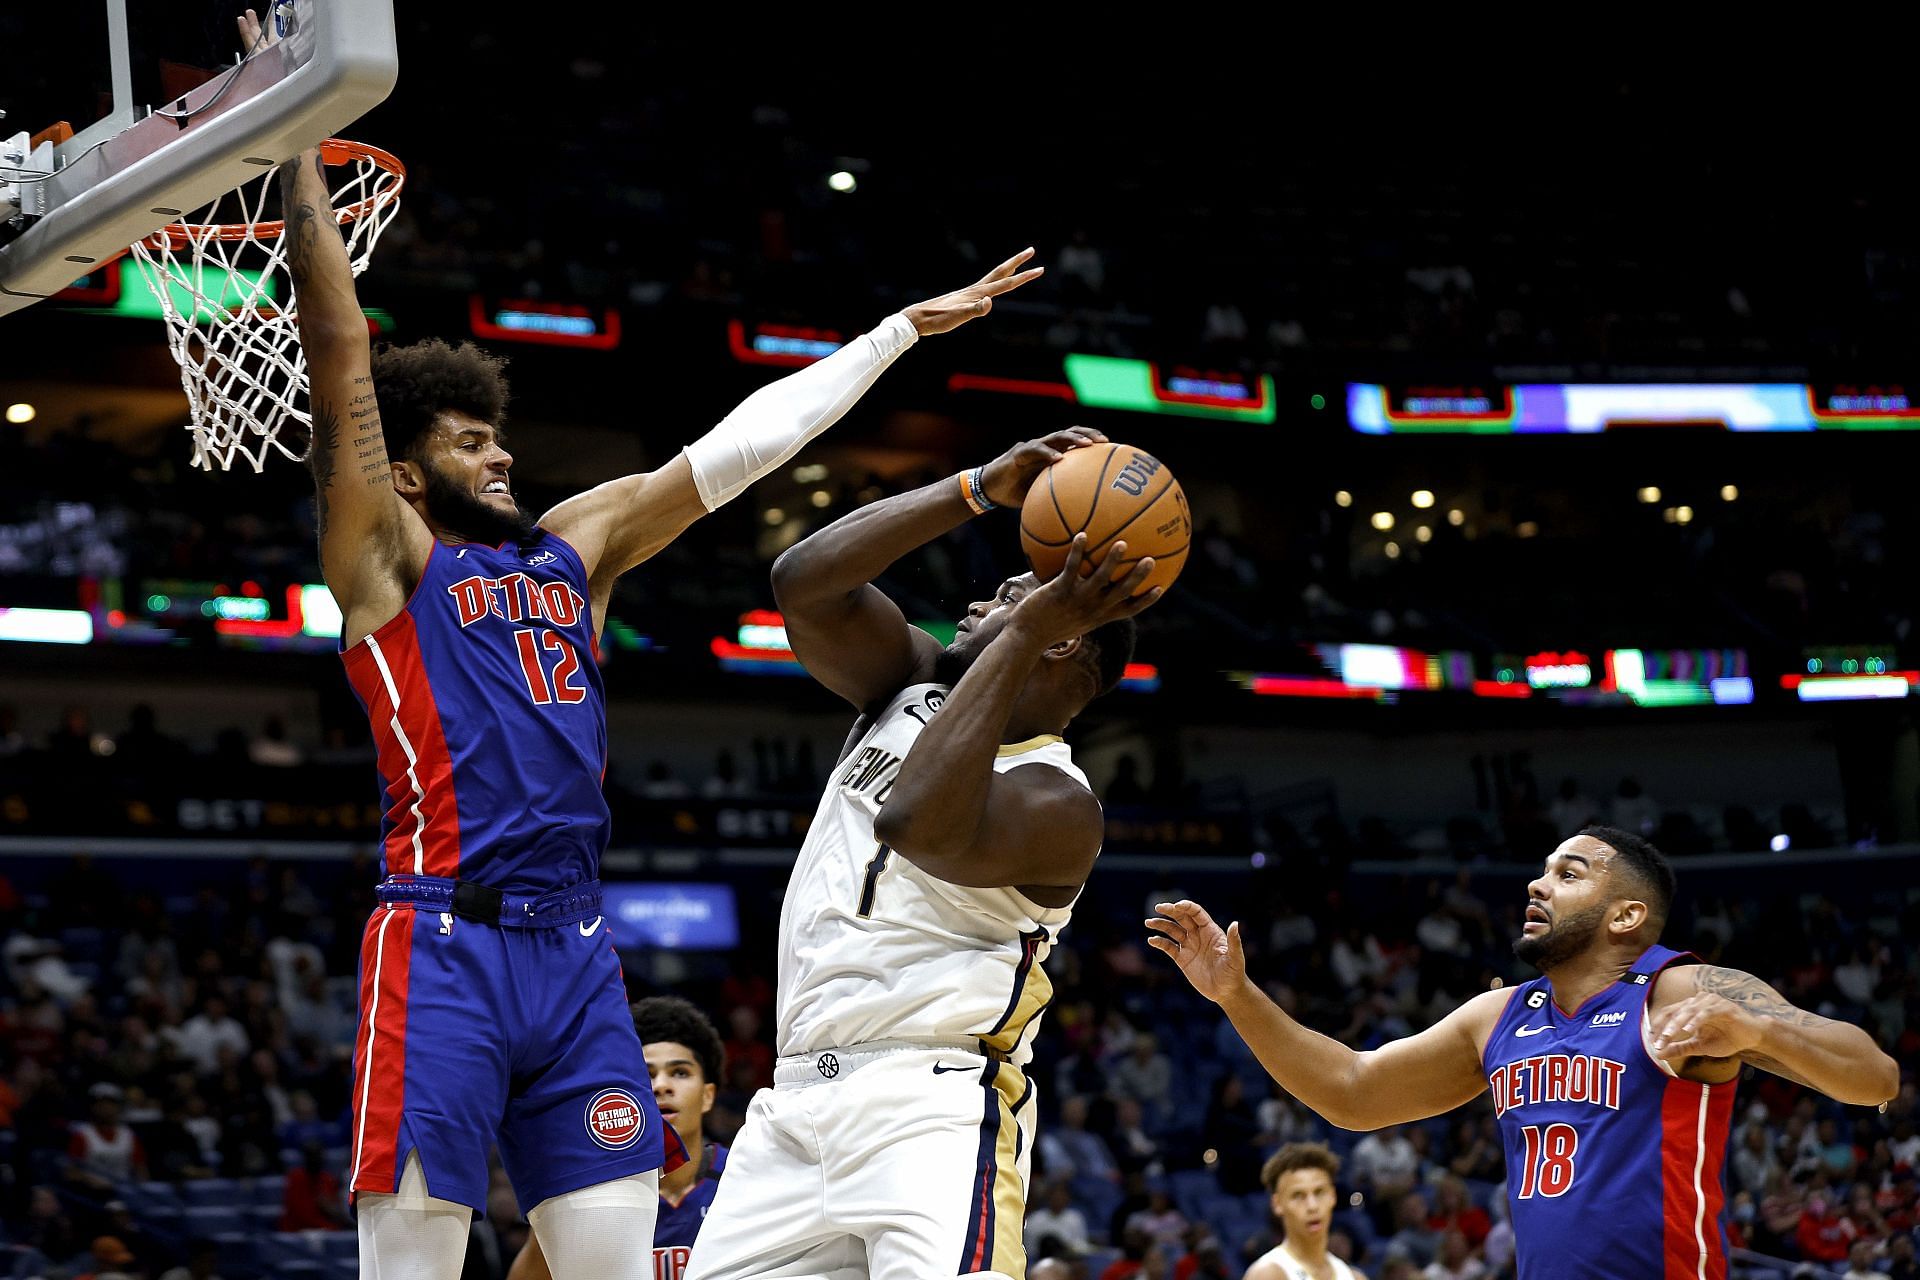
[
  {"x1": 540, "y1": 249, "x2": 1044, "y2": 630},
  {"x1": 1649, "y1": 964, "x2": 1899, "y2": 1107},
  {"x1": 247, "y1": 12, "x2": 424, "y2": 634},
  {"x1": 1147, "y1": 900, "x2": 1511, "y2": 1131},
  {"x1": 873, "y1": 536, "x2": 1159, "y2": 900},
  {"x1": 772, "y1": 428, "x2": 1105, "y2": 711}
]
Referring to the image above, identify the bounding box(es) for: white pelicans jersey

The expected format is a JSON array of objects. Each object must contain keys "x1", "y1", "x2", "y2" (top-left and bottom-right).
[
  {"x1": 775, "y1": 682, "x2": 1091, "y2": 1067},
  {"x1": 1253, "y1": 1243, "x2": 1358, "y2": 1280}
]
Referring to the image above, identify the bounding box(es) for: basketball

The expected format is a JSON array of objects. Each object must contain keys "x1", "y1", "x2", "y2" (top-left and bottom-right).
[{"x1": 1020, "y1": 443, "x2": 1190, "y2": 597}]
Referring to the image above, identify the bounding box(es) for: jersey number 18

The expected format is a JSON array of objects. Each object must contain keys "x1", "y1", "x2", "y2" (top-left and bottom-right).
[{"x1": 1516, "y1": 1123, "x2": 1578, "y2": 1198}]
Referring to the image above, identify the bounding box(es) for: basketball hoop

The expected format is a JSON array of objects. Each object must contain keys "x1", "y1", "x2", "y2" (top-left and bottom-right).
[{"x1": 128, "y1": 138, "x2": 405, "y2": 472}]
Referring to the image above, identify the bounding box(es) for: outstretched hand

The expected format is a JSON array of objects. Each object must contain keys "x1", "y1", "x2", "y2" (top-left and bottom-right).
[
  {"x1": 1145, "y1": 900, "x2": 1249, "y2": 1005},
  {"x1": 978, "y1": 426, "x2": 1108, "y2": 508},
  {"x1": 1007, "y1": 534, "x2": 1161, "y2": 650},
  {"x1": 903, "y1": 248, "x2": 1044, "y2": 336}
]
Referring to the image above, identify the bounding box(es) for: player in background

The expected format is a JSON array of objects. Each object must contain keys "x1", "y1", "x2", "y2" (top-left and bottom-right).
[
  {"x1": 684, "y1": 428, "x2": 1160, "y2": 1280},
  {"x1": 1245, "y1": 1144, "x2": 1365, "y2": 1280},
  {"x1": 1147, "y1": 826, "x2": 1898, "y2": 1280},
  {"x1": 254, "y1": 11, "x2": 1042, "y2": 1275},
  {"x1": 510, "y1": 997, "x2": 729, "y2": 1280}
]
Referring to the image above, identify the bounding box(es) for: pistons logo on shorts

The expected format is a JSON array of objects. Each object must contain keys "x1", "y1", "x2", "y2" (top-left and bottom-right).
[{"x1": 584, "y1": 1088, "x2": 646, "y2": 1150}]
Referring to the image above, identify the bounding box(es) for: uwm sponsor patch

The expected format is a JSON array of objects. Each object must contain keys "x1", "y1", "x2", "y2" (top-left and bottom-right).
[{"x1": 585, "y1": 1088, "x2": 646, "y2": 1150}]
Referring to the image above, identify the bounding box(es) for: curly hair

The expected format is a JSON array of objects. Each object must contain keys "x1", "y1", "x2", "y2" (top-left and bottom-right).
[
  {"x1": 368, "y1": 338, "x2": 511, "y2": 462},
  {"x1": 1261, "y1": 1142, "x2": 1341, "y2": 1193},
  {"x1": 630, "y1": 996, "x2": 726, "y2": 1086}
]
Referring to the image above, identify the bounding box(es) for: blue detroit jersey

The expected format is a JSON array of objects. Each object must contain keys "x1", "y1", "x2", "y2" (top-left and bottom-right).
[
  {"x1": 1482, "y1": 944, "x2": 1737, "y2": 1280},
  {"x1": 341, "y1": 532, "x2": 609, "y2": 895},
  {"x1": 654, "y1": 1142, "x2": 727, "y2": 1280}
]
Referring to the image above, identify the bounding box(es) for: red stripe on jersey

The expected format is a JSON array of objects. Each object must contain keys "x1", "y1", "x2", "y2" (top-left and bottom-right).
[
  {"x1": 349, "y1": 908, "x2": 415, "y2": 1194},
  {"x1": 1661, "y1": 1078, "x2": 1736, "y2": 1280},
  {"x1": 343, "y1": 614, "x2": 464, "y2": 878}
]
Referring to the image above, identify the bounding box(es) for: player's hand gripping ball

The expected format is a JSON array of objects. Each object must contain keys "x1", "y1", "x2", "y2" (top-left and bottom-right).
[{"x1": 1020, "y1": 442, "x2": 1189, "y2": 598}]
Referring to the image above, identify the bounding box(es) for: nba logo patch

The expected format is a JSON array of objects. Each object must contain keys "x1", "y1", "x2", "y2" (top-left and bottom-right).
[{"x1": 584, "y1": 1088, "x2": 645, "y2": 1150}]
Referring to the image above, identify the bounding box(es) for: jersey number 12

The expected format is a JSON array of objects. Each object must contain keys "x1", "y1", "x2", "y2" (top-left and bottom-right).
[{"x1": 514, "y1": 628, "x2": 586, "y2": 705}]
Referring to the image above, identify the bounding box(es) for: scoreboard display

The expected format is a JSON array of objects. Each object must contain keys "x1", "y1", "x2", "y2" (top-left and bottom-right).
[{"x1": 1348, "y1": 383, "x2": 1919, "y2": 433}]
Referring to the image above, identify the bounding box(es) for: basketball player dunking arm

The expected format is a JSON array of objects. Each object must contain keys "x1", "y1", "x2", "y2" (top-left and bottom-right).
[
  {"x1": 1147, "y1": 826, "x2": 1899, "y2": 1280},
  {"x1": 254, "y1": 14, "x2": 1042, "y2": 1276},
  {"x1": 683, "y1": 427, "x2": 1161, "y2": 1280}
]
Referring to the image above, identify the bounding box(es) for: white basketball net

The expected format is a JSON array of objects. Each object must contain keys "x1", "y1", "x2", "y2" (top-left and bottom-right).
[{"x1": 129, "y1": 142, "x2": 404, "y2": 472}]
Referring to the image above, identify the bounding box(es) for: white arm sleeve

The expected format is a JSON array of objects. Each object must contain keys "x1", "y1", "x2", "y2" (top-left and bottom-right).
[{"x1": 682, "y1": 312, "x2": 920, "y2": 511}]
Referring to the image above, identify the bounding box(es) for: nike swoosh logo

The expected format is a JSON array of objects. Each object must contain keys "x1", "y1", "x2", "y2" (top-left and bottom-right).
[
  {"x1": 931, "y1": 1063, "x2": 974, "y2": 1074},
  {"x1": 1514, "y1": 1024, "x2": 1552, "y2": 1037},
  {"x1": 579, "y1": 916, "x2": 602, "y2": 937}
]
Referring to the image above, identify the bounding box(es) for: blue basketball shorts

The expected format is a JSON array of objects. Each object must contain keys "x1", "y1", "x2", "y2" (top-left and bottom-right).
[{"x1": 345, "y1": 876, "x2": 671, "y2": 1212}]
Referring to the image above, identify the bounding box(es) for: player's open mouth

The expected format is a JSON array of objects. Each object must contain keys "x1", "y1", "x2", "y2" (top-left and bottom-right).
[
  {"x1": 1524, "y1": 905, "x2": 1550, "y2": 932},
  {"x1": 483, "y1": 480, "x2": 510, "y2": 495}
]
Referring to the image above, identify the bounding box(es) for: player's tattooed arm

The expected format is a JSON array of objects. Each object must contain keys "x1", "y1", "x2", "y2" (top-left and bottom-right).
[{"x1": 1650, "y1": 965, "x2": 1898, "y2": 1106}]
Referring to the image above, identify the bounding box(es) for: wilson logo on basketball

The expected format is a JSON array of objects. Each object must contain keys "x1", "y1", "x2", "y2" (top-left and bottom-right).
[
  {"x1": 584, "y1": 1089, "x2": 645, "y2": 1150},
  {"x1": 1108, "y1": 451, "x2": 1162, "y2": 497}
]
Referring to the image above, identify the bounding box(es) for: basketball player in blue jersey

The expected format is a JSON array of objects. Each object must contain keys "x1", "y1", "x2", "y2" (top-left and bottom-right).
[
  {"x1": 683, "y1": 429, "x2": 1160, "y2": 1280},
  {"x1": 509, "y1": 997, "x2": 729, "y2": 1280},
  {"x1": 1147, "y1": 825, "x2": 1898, "y2": 1280},
  {"x1": 255, "y1": 15, "x2": 1041, "y2": 1276}
]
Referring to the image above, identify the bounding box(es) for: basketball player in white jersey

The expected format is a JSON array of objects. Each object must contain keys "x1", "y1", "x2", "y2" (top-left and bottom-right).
[
  {"x1": 1245, "y1": 1144, "x2": 1365, "y2": 1280},
  {"x1": 683, "y1": 427, "x2": 1160, "y2": 1280}
]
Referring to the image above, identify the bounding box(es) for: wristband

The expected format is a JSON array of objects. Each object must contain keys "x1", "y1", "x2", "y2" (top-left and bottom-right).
[{"x1": 959, "y1": 466, "x2": 998, "y2": 516}]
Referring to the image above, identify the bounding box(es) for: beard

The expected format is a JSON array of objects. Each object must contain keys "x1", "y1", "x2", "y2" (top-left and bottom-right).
[
  {"x1": 1512, "y1": 901, "x2": 1607, "y2": 970},
  {"x1": 422, "y1": 463, "x2": 537, "y2": 545},
  {"x1": 932, "y1": 643, "x2": 975, "y2": 688}
]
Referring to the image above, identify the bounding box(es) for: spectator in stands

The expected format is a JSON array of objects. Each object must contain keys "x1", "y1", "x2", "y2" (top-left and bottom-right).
[
  {"x1": 1887, "y1": 1232, "x2": 1919, "y2": 1279},
  {"x1": 1385, "y1": 1192, "x2": 1438, "y2": 1269},
  {"x1": 1124, "y1": 1185, "x2": 1188, "y2": 1249},
  {"x1": 1350, "y1": 1125, "x2": 1420, "y2": 1216},
  {"x1": 1039, "y1": 1094, "x2": 1120, "y2": 1187},
  {"x1": 1422, "y1": 1228, "x2": 1484, "y2": 1280},
  {"x1": 1425, "y1": 1176, "x2": 1488, "y2": 1250},
  {"x1": 1174, "y1": 1233, "x2": 1230, "y2": 1280},
  {"x1": 157, "y1": 1239, "x2": 225, "y2": 1280},
  {"x1": 116, "y1": 704, "x2": 181, "y2": 771},
  {"x1": 700, "y1": 749, "x2": 750, "y2": 799},
  {"x1": 77, "y1": 1234, "x2": 140, "y2": 1280},
  {"x1": 280, "y1": 1140, "x2": 348, "y2": 1231},
  {"x1": 1202, "y1": 1074, "x2": 1262, "y2": 1195},
  {"x1": 1609, "y1": 776, "x2": 1658, "y2": 836},
  {"x1": 1099, "y1": 1227, "x2": 1151, "y2": 1280},
  {"x1": 642, "y1": 759, "x2": 692, "y2": 799},
  {"x1": 48, "y1": 704, "x2": 107, "y2": 760},
  {"x1": 1111, "y1": 1097, "x2": 1162, "y2": 1176},
  {"x1": 1026, "y1": 1178, "x2": 1092, "y2": 1257},
  {"x1": 1546, "y1": 776, "x2": 1601, "y2": 836},
  {"x1": 1110, "y1": 1033, "x2": 1173, "y2": 1121},
  {"x1": 1842, "y1": 1238, "x2": 1880, "y2": 1280},
  {"x1": 165, "y1": 994, "x2": 248, "y2": 1075},
  {"x1": 1731, "y1": 1114, "x2": 1780, "y2": 1197},
  {"x1": 67, "y1": 1082, "x2": 147, "y2": 1191},
  {"x1": 247, "y1": 714, "x2": 303, "y2": 767},
  {"x1": 100, "y1": 1199, "x2": 168, "y2": 1278},
  {"x1": 20, "y1": 1185, "x2": 82, "y2": 1268},
  {"x1": 1797, "y1": 1186, "x2": 1856, "y2": 1264}
]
